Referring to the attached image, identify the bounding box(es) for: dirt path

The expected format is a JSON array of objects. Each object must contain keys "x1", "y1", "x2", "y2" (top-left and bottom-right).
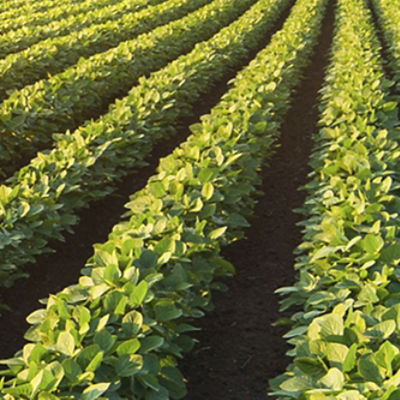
[
  {"x1": 180, "y1": 2, "x2": 336, "y2": 398},
  {"x1": 0, "y1": 2, "x2": 293, "y2": 360}
]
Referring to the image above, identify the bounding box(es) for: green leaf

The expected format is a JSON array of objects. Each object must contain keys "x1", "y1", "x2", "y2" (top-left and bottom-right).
[
  {"x1": 82, "y1": 382, "x2": 110, "y2": 400},
  {"x1": 375, "y1": 341, "x2": 398, "y2": 374},
  {"x1": 337, "y1": 390, "x2": 365, "y2": 400},
  {"x1": 95, "y1": 250, "x2": 118, "y2": 268},
  {"x1": 103, "y1": 264, "x2": 120, "y2": 285},
  {"x1": 294, "y1": 357, "x2": 326, "y2": 377},
  {"x1": 115, "y1": 354, "x2": 143, "y2": 377},
  {"x1": 208, "y1": 226, "x2": 227, "y2": 240},
  {"x1": 77, "y1": 344, "x2": 102, "y2": 370},
  {"x1": 360, "y1": 234, "x2": 384, "y2": 253},
  {"x1": 154, "y1": 299, "x2": 182, "y2": 322},
  {"x1": 129, "y1": 280, "x2": 148, "y2": 306},
  {"x1": 26, "y1": 309, "x2": 47, "y2": 325},
  {"x1": 314, "y1": 314, "x2": 344, "y2": 338},
  {"x1": 56, "y1": 331, "x2": 75, "y2": 356},
  {"x1": 326, "y1": 342, "x2": 349, "y2": 364},
  {"x1": 117, "y1": 338, "x2": 140, "y2": 356},
  {"x1": 343, "y1": 343, "x2": 357, "y2": 372},
  {"x1": 367, "y1": 320, "x2": 395, "y2": 339},
  {"x1": 381, "y1": 243, "x2": 400, "y2": 263},
  {"x1": 201, "y1": 182, "x2": 214, "y2": 201},
  {"x1": 279, "y1": 374, "x2": 313, "y2": 392},
  {"x1": 140, "y1": 336, "x2": 164, "y2": 353},
  {"x1": 86, "y1": 352, "x2": 103, "y2": 372},
  {"x1": 198, "y1": 168, "x2": 214, "y2": 183},
  {"x1": 122, "y1": 311, "x2": 143, "y2": 336},
  {"x1": 319, "y1": 368, "x2": 344, "y2": 390},
  {"x1": 62, "y1": 358, "x2": 82, "y2": 382},
  {"x1": 359, "y1": 355, "x2": 384, "y2": 383},
  {"x1": 94, "y1": 330, "x2": 116, "y2": 353}
]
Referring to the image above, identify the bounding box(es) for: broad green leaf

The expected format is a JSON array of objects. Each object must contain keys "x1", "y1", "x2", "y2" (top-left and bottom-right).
[
  {"x1": 360, "y1": 234, "x2": 384, "y2": 253},
  {"x1": 208, "y1": 226, "x2": 227, "y2": 240},
  {"x1": 26, "y1": 309, "x2": 47, "y2": 325},
  {"x1": 122, "y1": 310, "x2": 143, "y2": 336},
  {"x1": 94, "y1": 330, "x2": 116, "y2": 353},
  {"x1": 314, "y1": 314, "x2": 344, "y2": 338},
  {"x1": 56, "y1": 331, "x2": 75, "y2": 356},
  {"x1": 367, "y1": 320, "x2": 395, "y2": 339},
  {"x1": 198, "y1": 168, "x2": 214, "y2": 183},
  {"x1": 375, "y1": 341, "x2": 398, "y2": 372},
  {"x1": 62, "y1": 358, "x2": 82, "y2": 382},
  {"x1": 343, "y1": 343, "x2": 357, "y2": 372},
  {"x1": 115, "y1": 354, "x2": 143, "y2": 377},
  {"x1": 381, "y1": 243, "x2": 400, "y2": 263},
  {"x1": 129, "y1": 280, "x2": 148, "y2": 306},
  {"x1": 337, "y1": 390, "x2": 365, "y2": 400},
  {"x1": 77, "y1": 344, "x2": 102, "y2": 370},
  {"x1": 82, "y1": 382, "x2": 110, "y2": 400},
  {"x1": 140, "y1": 336, "x2": 164, "y2": 353},
  {"x1": 326, "y1": 342, "x2": 349, "y2": 364},
  {"x1": 359, "y1": 355, "x2": 384, "y2": 383},
  {"x1": 86, "y1": 352, "x2": 104, "y2": 372},
  {"x1": 319, "y1": 368, "x2": 344, "y2": 390},
  {"x1": 154, "y1": 299, "x2": 182, "y2": 322},
  {"x1": 117, "y1": 338, "x2": 140, "y2": 356},
  {"x1": 294, "y1": 357, "x2": 326, "y2": 377},
  {"x1": 279, "y1": 374, "x2": 313, "y2": 392},
  {"x1": 201, "y1": 182, "x2": 214, "y2": 200}
]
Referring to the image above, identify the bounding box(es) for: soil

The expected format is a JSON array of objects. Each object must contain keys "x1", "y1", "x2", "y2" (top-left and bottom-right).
[{"x1": 0, "y1": 0, "x2": 336, "y2": 399}]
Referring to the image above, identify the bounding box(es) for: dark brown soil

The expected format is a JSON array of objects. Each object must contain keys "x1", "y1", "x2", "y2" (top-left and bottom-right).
[
  {"x1": 0, "y1": 1, "x2": 293, "y2": 359},
  {"x1": 180, "y1": 2, "x2": 336, "y2": 398}
]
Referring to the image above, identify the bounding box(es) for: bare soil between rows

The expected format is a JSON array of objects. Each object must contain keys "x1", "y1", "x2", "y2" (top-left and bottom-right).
[{"x1": 0, "y1": 1, "x2": 335, "y2": 399}]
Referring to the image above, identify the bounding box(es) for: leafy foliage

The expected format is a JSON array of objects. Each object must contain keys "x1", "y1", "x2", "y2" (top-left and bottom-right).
[
  {"x1": 270, "y1": 0, "x2": 400, "y2": 398},
  {"x1": 0, "y1": 0, "x2": 126, "y2": 38},
  {"x1": 0, "y1": 0, "x2": 255, "y2": 176},
  {"x1": 0, "y1": 0, "x2": 200, "y2": 101},
  {"x1": 371, "y1": 0, "x2": 400, "y2": 94},
  {"x1": 0, "y1": 0, "x2": 287, "y2": 287}
]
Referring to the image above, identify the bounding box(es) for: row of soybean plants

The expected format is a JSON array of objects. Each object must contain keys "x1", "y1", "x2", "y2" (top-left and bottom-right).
[
  {"x1": 0, "y1": 0, "x2": 328, "y2": 397},
  {"x1": 0, "y1": 0, "x2": 289, "y2": 291},
  {"x1": 0, "y1": 0, "x2": 254, "y2": 178},
  {"x1": 0, "y1": 0, "x2": 163, "y2": 58},
  {"x1": 269, "y1": 0, "x2": 400, "y2": 398},
  {"x1": 0, "y1": 0, "x2": 125, "y2": 37},
  {"x1": 0, "y1": 0, "x2": 202, "y2": 101},
  {"x1": 0, "y1": 0, "x2": 83, "y2": 20},
  {"x1": 371, "y1": 0, "x2": 400, "y2": 93}
]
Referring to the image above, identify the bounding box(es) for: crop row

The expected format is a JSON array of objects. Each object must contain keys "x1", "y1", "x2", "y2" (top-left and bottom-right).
[
  {"x1": 269, "y1": 0, "x2": 400, "y2": 398},
  {"x1": 0, "y1": 0, "x2": 83, "y2": 21},
  {"x1": 0, "y1": 0, "x2": 163, "y2": 58},
  {"x1": 0, "y1": 0, "x2": 253, "y2": 177},
  {"x1": 0, "y1": 0, "x2": 126, "y2": 37},
  {"x1": 371, "y1": 0, "x2": 400, "y2": 92},
  {"x1": 0, "y1": 0, "x2": 288, "y2": 288},
  {"x1": 0, "y1": 0, "x2": 199, "y2": 103},
  {"x1": 0, "y1": 0, "x2": 328, "y2": 396}
]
